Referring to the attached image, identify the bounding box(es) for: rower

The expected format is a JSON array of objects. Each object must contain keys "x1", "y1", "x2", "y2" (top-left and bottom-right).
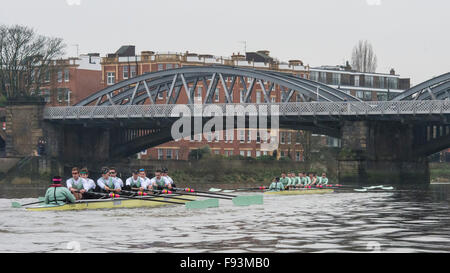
[
  {"x1": 286, "y1": 172, "x2": 297, "y2": 189},
  {"x1": 66, "y1": 167, "x2": 89, "y2": 200},
  {"x1": 279, "y1": 173, "x2": 290, "y2": 189},
  {"x1": 318, "y1": 172, "x2": 329, "y2": 185},
  {"x1": 97, "y1": 167, "x2": 122, "y2": 193},
  {"x1": 45, "y1": 176, "x2": 76, "y2": 205},
  {"x1": 148, "y1": 169, "x2": 171, "y2": 191},
  {"x1": 304, "y1": 172, "x2": 312, "y2": 186},
  {"x1": 268, "y1": 177, "x2": 284, "y2": 191},
  {"x1": 296, "y1": 172, "x2": 304, "y2": 188},
  {"x1": 125, "y1": 169, "x2": 145, "y2": 191},
  {"x1": 109, "y1": 167, "x2": 124, "y2": 188},
  {"x1": 79, "y1": 167, "x2": 97, "y2": 199},
  {"x1": 162, "y1": 167, "x2": 176, "y2": 188},
  {"x1": 308, "y1": 172, "x2": 317, "y2": 186},
  {"x1": 138, "y1": 168, "x2": 151, "y2": 189}
]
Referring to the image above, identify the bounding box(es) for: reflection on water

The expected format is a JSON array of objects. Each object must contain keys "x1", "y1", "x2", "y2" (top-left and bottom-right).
[{"x1": 0, "y1": 183, "x2": 449, "y2": 252}]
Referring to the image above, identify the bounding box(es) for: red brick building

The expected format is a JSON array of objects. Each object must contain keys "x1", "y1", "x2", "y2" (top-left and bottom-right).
[{"x1": 39, "y1": 54, "x2": 102, "y2": 106}]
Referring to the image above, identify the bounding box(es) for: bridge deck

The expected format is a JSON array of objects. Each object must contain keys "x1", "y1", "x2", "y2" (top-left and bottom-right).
[{"x1": 44, "y1": 101, "x2": 450, "y2": 124}]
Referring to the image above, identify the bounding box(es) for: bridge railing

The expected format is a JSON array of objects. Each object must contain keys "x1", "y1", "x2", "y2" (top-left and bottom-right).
[{"x1": 44, "y1": 100, "x2": 450, "y2": 120}]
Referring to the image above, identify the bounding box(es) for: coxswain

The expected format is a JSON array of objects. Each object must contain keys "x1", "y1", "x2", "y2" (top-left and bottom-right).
[
  {"x1": 268, "y1": 177, "x2": 284, "y2": 191},
  {"x1": 97, "y1": 167, "x2": 122, "y2": 193},
  {"x1": 125, "y1": 169, "x2": 145, "y2": 191},
  {"x1": 79, "y1": 167, "x2": 97, "y2": 199},
  {"x1": 162, "y1": 168, "x2": 176, "y2": 188},
  {"x1": 66, "y1": 167, "x2": 89, "y2": 200},
  {"x1": 149, "y1": 169, "x2": 171, "y2": 191},
  {"x1": 45, "y1": 176, "x2": 76, "y2": 205}
]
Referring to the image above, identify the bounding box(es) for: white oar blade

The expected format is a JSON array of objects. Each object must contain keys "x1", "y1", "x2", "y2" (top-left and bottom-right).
[{"x1": 208, "y1": 188, "x2": 222, "y2": 192}]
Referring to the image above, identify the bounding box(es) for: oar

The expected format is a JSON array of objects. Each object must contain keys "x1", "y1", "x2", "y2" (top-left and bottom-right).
[
  {"x1": 11, "y1": 197, "x2": 45, "y2": 208},
  {"x1": 174, "y1": 187, "x2": 263, "y2": 207},
  {"x1": 104, "y1": 190, "x2": 219, "y2": 210},
  {"x1": 121, "y1": 189, "x2": 194, "y2": 202},
  {"x1": 174, "y1": 187, "x2": 237, "y2": 198},
  {"x1": 208, "y1": 186, "x2": 268, "y2": 193}
]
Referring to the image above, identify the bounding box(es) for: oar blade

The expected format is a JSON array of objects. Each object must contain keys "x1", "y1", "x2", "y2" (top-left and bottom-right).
[
  {"x1": 232, "y1": 195, "x2": 264, "y2": 206},
  {"x1": 354, "y1": 189, "x2": 368, "y2": 192},
  {"x1": 38, "y1": 197, "x2": 45, "y2": 202},
  {"x1": 185, "y1": 198, "x2": 219, "y2": 209},
  {"x1": 222, "y1": 190, "x2": 236, "y2": 193},
  {"x1": 11, "y1": 202, "x2": 22, "y2": 208},
  {"x1": 208, "y1": 188, "x2": 222, "y2": 192}
]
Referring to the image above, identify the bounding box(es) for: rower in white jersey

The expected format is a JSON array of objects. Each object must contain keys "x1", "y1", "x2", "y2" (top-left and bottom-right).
[
  {"x1": 109, "y1": 167, "x2": 124, "y2": 188},
  {"x1": 148, "y1": 169, "x2": 171, "y2": 191},
  {"x1": 138, "y1": 168, "x2": 152, "y2": 189},
  {"x1": 66, "y1": 167, "x2": 89, "y2": 200},
  {"x1": 97, "y1": 167, "x2": 122, "y2": 193},
  {"x1": 125, "y1": 169, "x2": 145, "y2": 191},
  {"x1": 162, "y1": 168, "x2": 176, "y2": 188},
  {"x1": 79, "y1": 167, "x2": 97, "y2": 199}
]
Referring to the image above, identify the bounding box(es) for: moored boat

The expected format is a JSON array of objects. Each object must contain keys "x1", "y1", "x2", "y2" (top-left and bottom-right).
[
  {"x1": 264, "y1": 188, "x2": 334, "y2": 195},
  {"x1": 26, "y1": 194, "x2": 197, "y2": 211}
]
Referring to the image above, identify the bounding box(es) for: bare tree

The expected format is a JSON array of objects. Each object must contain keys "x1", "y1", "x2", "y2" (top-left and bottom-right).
[
  {"x1": 0, "y1": 24, "x2": 65, "y2": 98},
  {"x1": 351, "y1": 40, "x2": 377, "y2": 73}
]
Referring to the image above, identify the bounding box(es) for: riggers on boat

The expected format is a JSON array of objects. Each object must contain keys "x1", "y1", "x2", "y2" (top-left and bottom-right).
[
  {"x1": 264, "y1": 188, "x2": 334, "y2": 195},
  {"x1": 26, "y1": 194, "x2": 197, "y2": 211}
]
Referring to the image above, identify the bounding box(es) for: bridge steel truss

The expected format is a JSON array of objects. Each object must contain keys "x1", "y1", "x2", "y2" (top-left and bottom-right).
[
  {"x1": 393, "y1": 72, "x2": 450, "y2": 101},
  {"x1": 75, "y1": 66, "x2": 360, "y2": 107}
]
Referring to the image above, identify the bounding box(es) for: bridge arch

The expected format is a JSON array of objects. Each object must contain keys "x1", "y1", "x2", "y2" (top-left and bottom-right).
[
  {"x1": 392, "y1": 72, "x2": 450, "y2": 101},
  {"x1": 75, "y1": 65, "x2": 360, "y2": 106}
]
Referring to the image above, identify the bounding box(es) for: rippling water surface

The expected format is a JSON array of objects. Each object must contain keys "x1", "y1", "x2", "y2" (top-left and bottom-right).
[{"x1": 0, "y1": 183, "x2": 449, "y2": 253}]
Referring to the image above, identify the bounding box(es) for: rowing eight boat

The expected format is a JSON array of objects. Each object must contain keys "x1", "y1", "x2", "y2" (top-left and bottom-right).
[
  {"x1": 264, "y1": 188, "x2": 334, "y2": 195},
  {"x1": 26, "y1": 194, "x2": 197, "y2": 211}
]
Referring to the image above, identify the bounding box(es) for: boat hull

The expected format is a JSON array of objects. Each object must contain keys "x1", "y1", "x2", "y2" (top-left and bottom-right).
[
  {"x1": 26, "y1": 195, "x2": 196, "y2": 211},
  {"x1": 264, "y1": 189, "x2": 334, "y2": 195}
]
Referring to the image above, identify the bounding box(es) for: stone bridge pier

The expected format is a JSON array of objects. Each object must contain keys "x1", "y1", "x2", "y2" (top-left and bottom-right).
[{"x1": 338, "y1": 121, "x2": 429, "y2": 185}]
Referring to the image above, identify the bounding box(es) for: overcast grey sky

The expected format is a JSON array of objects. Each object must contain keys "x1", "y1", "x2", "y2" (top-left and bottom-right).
[{"x1": 1, "y1": 0, "x2": 449, "y2": 85}]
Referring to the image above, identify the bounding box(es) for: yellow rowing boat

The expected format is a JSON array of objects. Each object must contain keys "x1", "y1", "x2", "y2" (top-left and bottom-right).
[
  {"x1": 264, "y1": 188, "x2": 334, "y2": 195},
  {"x1": 26, "y1": 195, "x2": 197, "y2": 211}
]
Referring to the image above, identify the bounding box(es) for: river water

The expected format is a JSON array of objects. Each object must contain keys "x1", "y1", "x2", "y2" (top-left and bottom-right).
[{"x1": 0, "y1": 183, "x2": 449, "y2": 253}]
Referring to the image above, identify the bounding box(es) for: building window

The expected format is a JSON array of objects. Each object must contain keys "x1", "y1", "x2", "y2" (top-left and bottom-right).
[
  {"x1": 240, "y1": 90, "x2": 246, "y2": 103},
  {"x1": 310, "y1": 71, "x2": 319, "y2": 82},
  {"x1": 175, "y1": 149, "x2": 179, "y2": 160},
  {"x1": 44, "y1": 70, "x2": 51, "y2": 83},
  {"x1": 332, "y1": 73, "x2": 341, "y2": 85},
  {"x1": 256, "y1": 91, "x2": 262, "y2": 103},
  {"x1": 389, "y1": 78, "x2": 398, "y2": 89},
  {"x1": 364, "y1": 91, "x2": 372, "y2": 101},
  {"x1": 239, "y1": 130, "x2": 245, "y2": 143},
  {"x1": 271, "y1": 96, "x2": 276, "y2": 103},
  {"x1": 107, "y1": 72, "x2": 115, "y2": 85},
  {"x1": 377, "y1": 92, "x2": 388, "y2": 101},
  {"x1": 240, "y1": 150, "x2": 245, "y2": 156},
  {"x1": 158, "y1": 149, "x2": 164, "y2": 160},
  {"x1": 57, "y1": 70, "x2": 63, "y2": 83},
  {"x1": 197, "y1": 86, "x2": 202, "y2": 98},
  {"x1": 256, "y1": 131, "x2": 261, "y2": 143},
  {"x1": 355, "y1": 76, "x2": 360, "y2": 87},
  {"x1": 365, "y1": 76, "x2": 374, "y2": 87},
  {"x1": 247, "y1": 150, "x2": 252, "y2": 157},
  {"x1": 319, "y1": 72, "x2": 327, "y2": 83},
  {"x1": 39, "y1": 89, "x2": 51, "y2": 103},
  {"x1": 158, "y1": 91, "x2": 165, "y2": 100},
  {"x1": 207, "y1": 132, "x2": 212, "y2": 142},
  {"x1": 214, "y1": 88, "x2": 220, "y2": 102},
  {"x1": 166, "y1": 63, "x2": 173, "y2": 70},
  {"x1": 256, "y1": 151, "x2": 261, "y2": 157},
  {"x1": 123, "y1": 66, "x2": 129, "y2": 79},
  {"x1": 158, "y1": 64, "x2": 164, "y2": 71},
  {"x1": 280, "y1": 132, "x2": 285, "y2": 144},
  {"x1": 296, "y1": 151, "x2": 301, "y2": 161},
  {"x1": 356, "y1": 91, "x2": 364, "y2": 99},
  {"x1": 166, "y1": 149, "x2": 172, "y2": 160},
  {"x1": 130, "y1": 66, "x2": 136, "y2": 78},
  {"x1": 214, "y1": 131, "x2": 220, "y2": 142},
  {"x1": 214, "y1": 150, "x2": 220, "y2": 155},
  {"x1": 379, "y1": 77, "x2": 385, "y2": 89},
  {"x1": 64, "y1": 69, "x2": 69, "y2": 82},
  {"x1": 247, "y1": 130, "x2": 251, "y2": 143}
]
